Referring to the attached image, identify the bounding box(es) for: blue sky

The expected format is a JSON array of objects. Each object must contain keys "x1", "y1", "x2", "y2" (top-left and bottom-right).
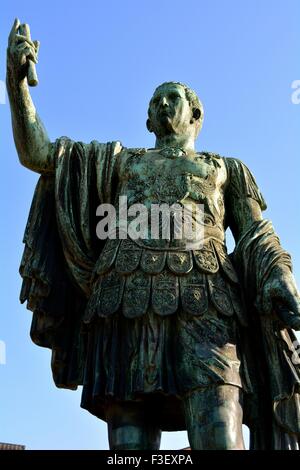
[{"x1": 0, "y1": 0, "x2": 299, "y2": 450}]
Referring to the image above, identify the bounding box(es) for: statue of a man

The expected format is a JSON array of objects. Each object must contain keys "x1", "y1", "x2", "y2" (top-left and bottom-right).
[{"x1": 7, "y1": 19, "x2": 300, "y2": 450}]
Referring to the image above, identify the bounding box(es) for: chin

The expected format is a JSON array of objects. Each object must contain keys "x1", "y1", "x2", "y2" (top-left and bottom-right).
[{"x1": 160, "y1": 120, "x2": 174, "y2": 133}]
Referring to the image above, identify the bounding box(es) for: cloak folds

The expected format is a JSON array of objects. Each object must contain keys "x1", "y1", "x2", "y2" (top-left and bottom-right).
[
  {"x1": 20, "y1": 137, "x2": 122, "y2": 388},
  {"x1": 19, "y1": 141, "x2": 300, "y2": 448},
  {"x1": 234, "y1": 220, "x2": 300, "y2": 449}
]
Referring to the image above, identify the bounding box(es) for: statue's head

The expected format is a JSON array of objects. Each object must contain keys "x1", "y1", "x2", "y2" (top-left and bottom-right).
[{"x1": 147, "y1": 82, "x2": 204, "y2": 140}]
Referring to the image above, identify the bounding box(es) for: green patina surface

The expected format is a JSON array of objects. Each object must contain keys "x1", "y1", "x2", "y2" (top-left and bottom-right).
[{"x1": 6, "y1": 19, "x2": 300, "y2": 450}]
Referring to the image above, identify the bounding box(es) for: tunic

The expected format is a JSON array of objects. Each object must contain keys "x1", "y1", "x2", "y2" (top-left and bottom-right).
[
  {"x1": 79, "y1": 146, "x2": 254, "y2": 428},
  {"x1": 19, "y1": 138, "x2": 300, "y2": 443}
]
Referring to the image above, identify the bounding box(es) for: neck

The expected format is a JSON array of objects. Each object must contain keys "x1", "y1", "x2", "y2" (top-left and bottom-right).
[{"x1": 155, "y1": 134, "x2": 195, "y2": 151}]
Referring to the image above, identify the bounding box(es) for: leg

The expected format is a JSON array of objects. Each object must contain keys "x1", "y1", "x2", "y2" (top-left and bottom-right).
[
  {"x1": 106, "y1": 400, "x2": 161, "y2": 450},
  {"x1": 183, "y1": 384, "x2": 245, "y2": 450}
]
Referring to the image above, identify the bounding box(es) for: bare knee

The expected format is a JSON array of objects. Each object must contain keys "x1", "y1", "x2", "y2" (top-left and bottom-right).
[
  {"x1": 106, "y1": 400, "x2": 161, "y2": 450},
  {"x1": 184, "y1": 386, "x2": 244, "y2": 450}
]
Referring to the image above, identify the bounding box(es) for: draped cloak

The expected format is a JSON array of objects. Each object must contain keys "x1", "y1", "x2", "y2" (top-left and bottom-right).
[{"x1": 20, "y1": 137, "x2": 300, "y2": 449}]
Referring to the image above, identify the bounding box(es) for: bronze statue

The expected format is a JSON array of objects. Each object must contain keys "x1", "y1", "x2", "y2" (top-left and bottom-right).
[{"x1": 7, "y1": 19, "x2": 300, "y2": 450}]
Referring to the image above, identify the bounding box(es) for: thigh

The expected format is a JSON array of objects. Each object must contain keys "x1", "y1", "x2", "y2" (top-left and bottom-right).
[
  {"x1": 175, "y1": 309, "x2": 243, "y2": 394},
  {"x1": 183, "y1": 385, "x2": 245, "y2": 450},
  {"x1": 106, "y1": 400, "x2": 161, "y2": 450}
]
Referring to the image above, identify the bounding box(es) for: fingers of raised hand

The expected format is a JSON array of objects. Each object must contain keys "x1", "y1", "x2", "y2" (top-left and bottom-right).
[
  {"x1": 33, "y1": 40, "x2": 40, "y2": 53},
  {"x1": 14, "y1": 34, "x2": 36, "y2": 48},
  {"x1": 8, "y1": 21, "x2": 38, "y2": 56},
  {"x1": 8, "y1": 18, "x2": 20, "y2": 45},
  {"x1": 15, "y1": 41, "x2": 38, "y2": 64}
]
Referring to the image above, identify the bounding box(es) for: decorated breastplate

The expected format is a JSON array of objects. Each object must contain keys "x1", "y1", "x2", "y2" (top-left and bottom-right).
[
  {"x1": 116, "y1": 148, "x2": 226, "y2": 250},
  {"x1": 83, "y1": 148, "x2": 246, "y2": 326},
  {"x1": 122, "y1": 148, "x2": 223, "y2": 205}
]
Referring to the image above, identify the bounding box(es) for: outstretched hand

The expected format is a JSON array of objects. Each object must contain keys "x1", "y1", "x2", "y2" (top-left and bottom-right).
[{"x1": 261, "y1": 265, "x2": 300, "y2": 330}]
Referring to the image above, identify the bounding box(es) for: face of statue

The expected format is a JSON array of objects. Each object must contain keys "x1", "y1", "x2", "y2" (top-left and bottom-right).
[{"x1": 147, "y1": 84, "x2": 195, "y2": 139}]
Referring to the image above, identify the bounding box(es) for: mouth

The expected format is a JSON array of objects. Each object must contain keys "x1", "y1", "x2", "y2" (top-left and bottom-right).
[{"x1": 159, "y1": 110, "x2": 171, "y2": 118}]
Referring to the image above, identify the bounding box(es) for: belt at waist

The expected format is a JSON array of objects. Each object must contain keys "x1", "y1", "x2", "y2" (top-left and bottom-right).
[{"x1": 114, "y1": 223, "x2": 225, "y2": 252}]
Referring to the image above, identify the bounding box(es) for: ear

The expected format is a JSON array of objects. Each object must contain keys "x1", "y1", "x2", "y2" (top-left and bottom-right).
[
  {"x1": 192, "y1": 108, "x2": 201, "y2": 121},
  {"x1": 146, "y1": 118, "x2": 153, "y2": 133}
]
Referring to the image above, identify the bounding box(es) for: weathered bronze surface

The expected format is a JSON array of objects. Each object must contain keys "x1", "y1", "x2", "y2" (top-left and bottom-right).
[{"x1": 7, "y1": 19, "x2": 300, "y2": 450}]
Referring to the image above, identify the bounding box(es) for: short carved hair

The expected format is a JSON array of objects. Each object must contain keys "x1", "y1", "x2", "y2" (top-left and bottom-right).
[{"x1": 148, "y1": 81, "x2": 204, "y2": 136}]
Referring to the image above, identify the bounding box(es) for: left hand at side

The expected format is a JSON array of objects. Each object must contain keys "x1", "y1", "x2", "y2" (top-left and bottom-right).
[{"x1": 261, "y1": 265, "x2": 300, "y2": 330}]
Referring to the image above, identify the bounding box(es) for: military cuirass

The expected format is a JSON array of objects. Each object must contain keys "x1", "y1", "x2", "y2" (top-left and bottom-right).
[
  {"x1": 113, "y1": 148, "x2": 227, "y2": 249},
  {"x1": 119, "y1": 148, "x2": 226, "y2": 216},
  {"x1": 84, "y1": 148, "x2": 246, "y2": 326}
]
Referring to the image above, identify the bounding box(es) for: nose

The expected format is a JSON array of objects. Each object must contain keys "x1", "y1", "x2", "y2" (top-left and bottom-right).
[{"x1": 161, "y1": 97, "x2": 169, "y2": 107}]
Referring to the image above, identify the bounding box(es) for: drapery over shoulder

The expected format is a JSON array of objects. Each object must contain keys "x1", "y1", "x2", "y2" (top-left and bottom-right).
[
  {"x1": 224, "y1": 157, "x2": 267, "y2": 213},
  {"x1": 234, "y1": 219, "x2": 300, "y2": 449},
  {"x1": 19, "y1": 137, "x2": 122, "y2": 389},
  {"x1": 225, "y1": 158, "x2": 300, "y2": 449}
]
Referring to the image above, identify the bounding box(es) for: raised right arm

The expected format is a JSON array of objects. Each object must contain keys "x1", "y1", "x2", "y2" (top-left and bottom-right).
[{"x1": 6, "y1": 19, "x2": 54, "y2": 174}]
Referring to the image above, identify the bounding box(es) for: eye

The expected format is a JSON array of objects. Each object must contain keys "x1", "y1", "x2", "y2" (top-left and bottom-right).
[{"x1": 169, "y1": 93, "x2": 180, "y2": 100}]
